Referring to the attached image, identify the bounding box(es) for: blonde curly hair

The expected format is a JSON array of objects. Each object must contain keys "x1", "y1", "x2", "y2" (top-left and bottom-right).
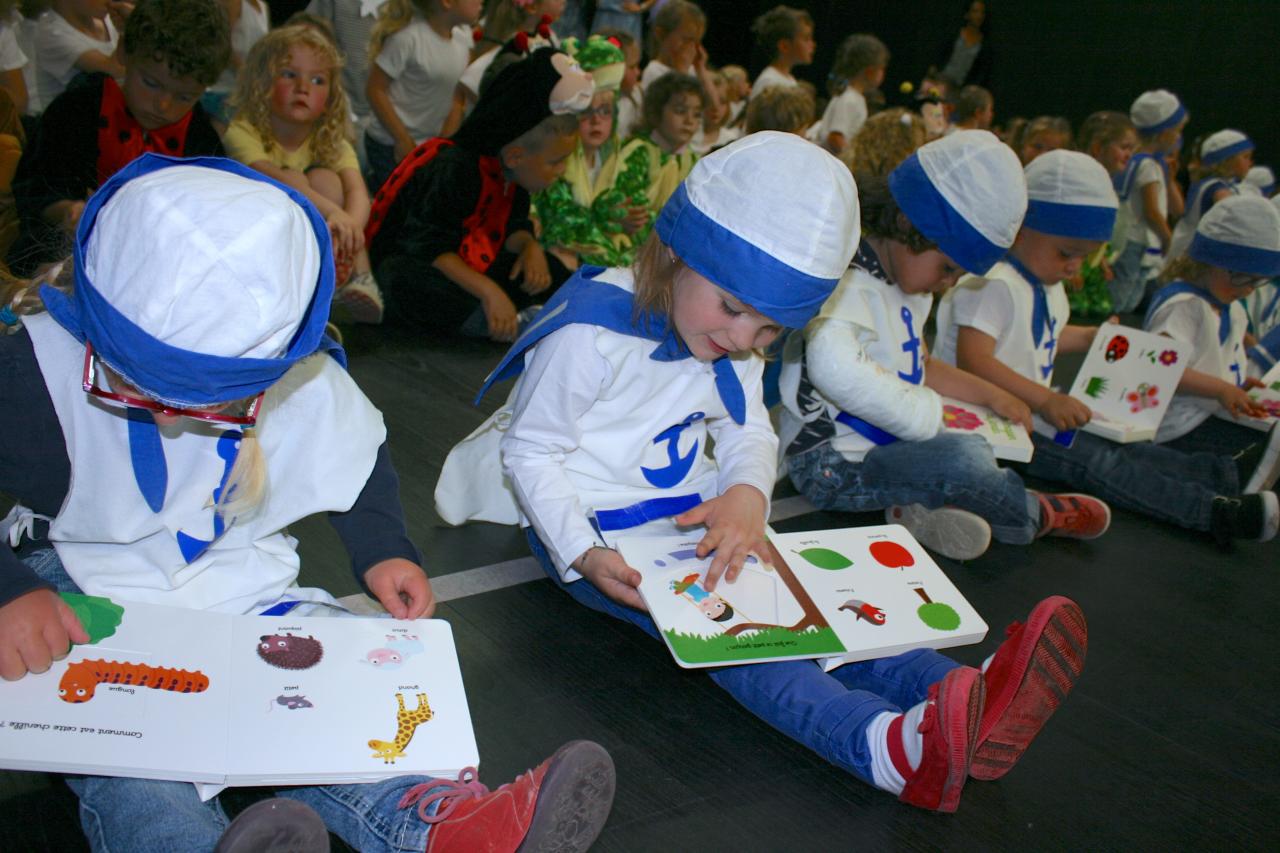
[{"x1": 231, "y1": 25, "x2": 352, "y2": 171}]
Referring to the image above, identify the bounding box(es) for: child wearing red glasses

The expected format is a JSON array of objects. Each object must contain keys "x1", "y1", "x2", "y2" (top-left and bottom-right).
[{"x1": 0, "y1": 154, "x2": 614, "y2": 853}]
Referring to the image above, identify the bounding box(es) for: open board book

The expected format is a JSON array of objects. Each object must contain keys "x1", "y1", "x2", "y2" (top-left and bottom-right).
[
  {"x1": 0, "y1": 596, "x2": 478, "y2": 796},
  {"x1": 938, "y1": 396, "x2": 1034, "y2": 462},
  {"x1": 618, "y1": 526, "x2": 987, "y2": 671},
  {"x1": 1214, "y1": 361, "x2": 1280, "y2": 432},
  {"x1": 1063, "y1": 325, "x2": 1192, "y2": 443}
]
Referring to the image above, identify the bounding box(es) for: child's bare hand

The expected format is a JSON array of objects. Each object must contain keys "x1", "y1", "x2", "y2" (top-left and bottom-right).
[
  {"x1": 693, "y1": 42, "x2": 709, "y2": 71},
  {"x1": 1243, "y1": 376, "x2": 1266, "y2": 391},
  {"x1": 60, "y1": 201, "x2": 85, "y2": 234},
  {"x1": 364, "y1": 558, "x2": 436, "y2": 619},
  {"x1": 511, "y1": 241, "x2": 551, "y2": 294},
  {"x1": 327, "y1": 209, "x2": 363, "y2": 258},
  {"x1": 574, "y1": 548, "x2": 645, "y2": 610},
  {"x1": 0, "y1": 589, "x2": 89, "y2": 681},
  {"x1": 1038, "y1": 391, "x2": 1092, "y2": 431},
  {"x1": 675, "y1": 484, "x2": 768, "y2": 592},
  {"x1": 990, "y1": 390, "x2": 1033, "y2": 432},
  {"x1": 1219, "y1": 384, "x2": 1267, "y2": 418},
  {"x1": 482, "y1": 290, "x2": 518, "y2": 341},
  {"x1": 393, "y1": 138, "x2": 414, "y2": 164},
  {"x1": 622, "y1": 205, "x2": 649, "y2": 235}
]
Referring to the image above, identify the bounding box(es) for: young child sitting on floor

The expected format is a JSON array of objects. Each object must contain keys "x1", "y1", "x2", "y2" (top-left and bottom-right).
[
  {"x1": 1166, "y1": 129, "x2": 1255, "y2": 263},
  {"x1": 366, "y1": 45, "x2": 592, "y2": 341},
  {"x1": 9, "y1": 0, "x2": 227, "y2": 276},
  {"x1": 780, "y1": 131, "x2": 1112, "y2": 561},
  {"x1": 31, "y1": 0, "x2": 122, "y2": 112},
  {"x1": 0, "y1": 153, "x2": 615, "y2": 853},
  {"x1": 936, "y1": 150, "x2": 1280, "y2": 545},
  {"x1": 452, "y1": 132, "x2": 1090, "y2": 814},
  {"x1": 225, "y1": 24, "x2": 384, "y2": 324},
  {"x1": 616, "y1": 70, "x2": 705, "y2": 224}
]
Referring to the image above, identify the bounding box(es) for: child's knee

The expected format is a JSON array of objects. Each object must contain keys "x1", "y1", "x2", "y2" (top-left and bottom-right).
[{"x1": 306, "y1": 167, "x2": 344, "y2": 203}]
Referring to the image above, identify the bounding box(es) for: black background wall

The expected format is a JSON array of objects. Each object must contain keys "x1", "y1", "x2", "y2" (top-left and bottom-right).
[{"x1": 699, "y1": 0, "x2": 1278, "y2": 163}]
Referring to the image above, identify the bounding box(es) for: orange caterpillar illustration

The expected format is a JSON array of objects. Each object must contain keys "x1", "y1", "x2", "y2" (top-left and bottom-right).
[{"x1": 58, "y1": 659, "x2": 210, "y2": 704}]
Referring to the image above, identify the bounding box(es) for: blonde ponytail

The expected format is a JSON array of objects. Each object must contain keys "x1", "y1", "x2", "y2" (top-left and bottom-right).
[
  {"x1": 215, "y1": 425, "x2": 269, "y2": 520},
  {"x1": 369, "y1": 0, "x2": 424, "y2": 60}
]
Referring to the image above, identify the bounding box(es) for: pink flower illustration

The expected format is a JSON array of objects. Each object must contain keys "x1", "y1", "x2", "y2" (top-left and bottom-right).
[{"x1": 943, "y1": 405, "x2": 983, "y2": 431}]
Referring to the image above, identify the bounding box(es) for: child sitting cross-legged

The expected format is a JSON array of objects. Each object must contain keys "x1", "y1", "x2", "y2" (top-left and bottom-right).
[
  {"x1": 780, "y1": 131, "x2": 1113, "y2": 561},
  {"x1": 935, "y1": 150, "x2": 1280, "y2": 545},
  {"x1": 225, "y1": 24, "x2": 385, "y2": 324},
  {"x1": 454, "y1": 133, "x2": 1092, "y2": 813},
  {"x1": 366, "y1": 45, "x2": 591, "y2": 341}
]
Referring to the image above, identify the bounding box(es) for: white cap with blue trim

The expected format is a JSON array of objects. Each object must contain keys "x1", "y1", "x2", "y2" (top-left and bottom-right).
[
  {"x1": 1130, "y1": 89, "x2": 1186, "y2": 134},
  {"x1": 655, "y1": 131, "x2": 859, "y2": 328},
  {"x1": 1200, "y1": 129, "x2": 1253, "y2": 167},
  {"x1": 1022, "y1": 149, "x2": 1118, "y2": 242},
  {"x1": 887, "y1": 129, "x2": 1026, "y2": 274},
  {"x1": 1189, "y1": 194, "x2": 1280, "y2": 277},
  {"x1": 1244, "y1": 166, "x2": 1275, "y2": 196}
]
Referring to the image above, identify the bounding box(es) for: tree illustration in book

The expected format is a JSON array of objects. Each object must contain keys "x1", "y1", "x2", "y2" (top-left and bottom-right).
[{"x1": 913, "y1": 587, "x2": 961, "y2": 631}]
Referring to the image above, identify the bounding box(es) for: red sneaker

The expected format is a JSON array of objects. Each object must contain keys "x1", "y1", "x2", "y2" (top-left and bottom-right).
[
  {"x1": 897, "y1": 666, "x2": 984, "y2": 813},
  {"x1": 1034, "y1": 492, "x2": 1111, "y2": 539},
  {"x1": 402, "y1": 740, "x2": 615, "y2": 853},
  {"x1": 971, "y1": 596, "x2": 1087, "y2": 781}
]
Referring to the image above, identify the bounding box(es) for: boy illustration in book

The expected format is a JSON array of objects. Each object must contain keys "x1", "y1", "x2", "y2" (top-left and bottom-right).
[
  {"x1": 0, "y1": 155, "x2": 614, "y2": 852},
  {"x1": 671, "y1": 573, "x2": 738, "y2": 623}
]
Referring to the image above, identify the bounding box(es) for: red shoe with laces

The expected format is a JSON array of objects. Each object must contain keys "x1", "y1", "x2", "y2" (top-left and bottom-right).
[
  {"x1": 400, "y1": 740, "x2": 615, "y2": 853},
  {"x1": 895, "y1": 666, "x2": 984, "y2": 813},
  {"x1": 1033, "y1": 492, "x2": 1111, "y2": 539},
  {"x1": 971, "y1": 596, "x2": 1087, "y2": 781}
]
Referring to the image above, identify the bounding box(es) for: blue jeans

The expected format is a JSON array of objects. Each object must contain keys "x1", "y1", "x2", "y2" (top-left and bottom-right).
[
  {"x1": 1161, "y1": 415, "x2": 1257, "y2": 459},
  {"x1": 1023, "y1": 429, "x2": 1237, "y2": 531},
  {"x1": 525, "y1": 530, "x2": 960, "y2": 787},
  {"x1": 364, "y1": 132, "x2": 398, "y2": 197},
  {"x1": 24, "y1": 549, "x2": 447, "y2": 853},
  {"x1": 1110, "y1": 240, "x2": 1156, "y2": 313},
  {"x1": 788, "y1": 434, "x2": 1042, "y2": 545}
]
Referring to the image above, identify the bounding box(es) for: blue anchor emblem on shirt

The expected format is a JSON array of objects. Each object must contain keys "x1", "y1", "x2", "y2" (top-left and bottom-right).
[
  {"x1": 898, "y1": 306, "x2": 923, "y2": 384},
  {"x1": 175, "y1": 430, "x2": 241, "y2": 563},
  {"x1": 641, "y1": 412, "x2": 706, "y2": 488},
  {"x1": 1230, "y1": 361, "x2": 1244, "y2": 387},
  {"x1": 1040, "y1": 315, "x2": 1059, "y2": 380}
]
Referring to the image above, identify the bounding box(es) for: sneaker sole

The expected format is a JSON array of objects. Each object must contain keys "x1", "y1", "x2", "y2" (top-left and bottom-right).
[
  {"x1": 1259, "y1": 491, "x2": 1280, "y2": 542},
  {"x1": 886, "y1": 505, "x2": 992, "y2": 561},
  {"x1": 333, "y1": 288, "x2": 384, "y2": 325},
  {"x1": 516, "y1": 740, "x2": 616, "y2": 853},
  {"x1": 214, "y1": 798, "x2": 329, "y2": 853},
  {"x1": 972, "y1": 597, "x2": 1087, "y2": 781},
  {"x1": 1244, "y1": 422, "x2": 1280, "y2": 494},
  {"x1": 934, "y1": 667, "x2": 984, "y2": 813}
]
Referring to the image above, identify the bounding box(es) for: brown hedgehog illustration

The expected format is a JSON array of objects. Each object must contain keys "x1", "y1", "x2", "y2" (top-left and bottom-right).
[{"x1": 257, "y1": 633, "x2": 324, "y2": 670}]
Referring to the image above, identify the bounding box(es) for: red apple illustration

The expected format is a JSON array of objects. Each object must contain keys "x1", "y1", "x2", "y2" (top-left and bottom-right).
[{"x1": 869, "y1": 540, "x2": 914, "y2": 569}]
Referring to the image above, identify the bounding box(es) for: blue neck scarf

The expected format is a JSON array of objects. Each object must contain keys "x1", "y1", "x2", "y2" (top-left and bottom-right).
[
  {"x1": 1005, "y1": 254, "x2": 1050, "y2": 346},
  {"x1": 1116, "y1": 152, "x2": 1166, "y2": 201},
  {"x1": 477, "y1": 267, "x2": 748, "y2": 424},
  {"x1": 1145, "y1": 281, "x2": 1232, "y2": 345}
]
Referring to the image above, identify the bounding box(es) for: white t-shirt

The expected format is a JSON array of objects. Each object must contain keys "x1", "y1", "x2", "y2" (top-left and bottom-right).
[
  {"x1": 750, "y1": 65, "x2": 797, "y2": 99},
  {"x1": 368, "y1": 16, "x2": 472, "y2": 145},
  {"x1": 307, "y1": 0, "x2": 381, "y2": 121},
  {"x1": 0, "y1": 12, "x2": 27, "y2": 74},
  {"x1": 1123, "y1": 157, "x2": 1168, "y2": 267},
  {"x1": 616, "y1": 88, "x2": 642, "y2": 140},
  {"x1": 32, "y1": 10, "x2": 117, "y2": 110},
  {"x1": 640, "y1": 58, "x2": 677, "y2": 91},
  {"x1": 208, "y1": 0, "x2": 270, "y2": 95},
  {"x1": 16, "y1": 11, "x2": 37, "y2": 114},
  {"x1": 935, "y1": 262, "x2": 1071, "y2": 388},
  {"x1": 808, "y1": 87, "x2": 867, "y2": 146},
  {"x1": 1146, "y1": 293, "x2": 1250, "y2": 441}
]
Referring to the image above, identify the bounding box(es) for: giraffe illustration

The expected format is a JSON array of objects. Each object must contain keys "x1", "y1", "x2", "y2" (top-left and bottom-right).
[{"x1": 368, "y1": 693, "x2": 433, "y2": 764}]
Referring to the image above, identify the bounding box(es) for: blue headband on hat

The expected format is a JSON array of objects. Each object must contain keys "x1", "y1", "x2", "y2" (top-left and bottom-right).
[
  {"x1": 1022, "y1": 200, "x2": 1117, "y2": 242},
  {"x1": 654, "y1": 184, "x2": 838, "y2": 328},
  {"x1": 888, "y1": 153, "x2": 1006, "y2": 274},
  {"x1": 1201, "y1": 137, "x2": 1254, "y2": 167},
  {"x1": 1189, "y1": 233, "x2": 1280, "y2": 277},
  {"x1": 41, "y1": 154, "x2": 336, "y2": 407},
  {"x1": 1138, "y1": 102, "x2": 1186, "y2": 134}
]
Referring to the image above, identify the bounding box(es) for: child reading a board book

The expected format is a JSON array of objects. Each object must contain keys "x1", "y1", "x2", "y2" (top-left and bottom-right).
[
  {"x1": 1143, "y1": 194, "x2": 1280, "y2": 466},
  {"x1": 464, "y1": 133, "x2": 1089, "y2": 812},
  {"x1": 779, "y1": 131, "x2": 1112, "y2": 562},
  {"x1": 935, "y1": 150, "x2": 1280, "y2": 544},
  {"x1": 0, "y1": 155, "x2": 615, "y2": 852}
]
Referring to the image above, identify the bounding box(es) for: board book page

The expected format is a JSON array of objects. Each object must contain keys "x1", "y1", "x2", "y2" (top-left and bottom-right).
[
  {"x1": 1213, "y1": 362, "x2": 1280, "y2": 431},
  {"x1": 937, "y1": 396, "x2": 1034, "y2": 462},
  {"x1": 0, "y1": 596, "x2": 479, "y2": 789},
  {"x1": 619, "y1": 525, "x2": 987, "y2": 671},
  {"x1": 1066, "y1": 326, "x2": 1191, "y2": 443}
]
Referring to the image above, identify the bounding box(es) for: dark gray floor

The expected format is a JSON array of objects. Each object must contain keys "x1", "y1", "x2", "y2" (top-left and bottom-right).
[{"x1": 3, "y1": 323, "x2": 1279, "y2": 851}]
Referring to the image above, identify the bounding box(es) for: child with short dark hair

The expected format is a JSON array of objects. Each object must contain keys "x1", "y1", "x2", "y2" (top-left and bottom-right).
[
  {"x1": 743, "y1": 81, "x2": 812, "y2": 135},
  {"x1": 951, "y1": 84, "x2": 992, "y2": 131},
  {"x1": 641, "y1": 0, "x2": 718, "y2": 119},
  {"x1": 9, "y1": 0, "x2": 228, "y2": 275},
  {"x1": 366, "y1": 46, "x2": 592, "y2": 341},
  {"x1": 749, "y1": 4, "x2": 813, "y2": 99},
  {"x1": 809, "y1": 32, "x2": 887, "y2": 154},
  {"x1": 617, "y1": 70, "x2": 705, "y2": 220}
]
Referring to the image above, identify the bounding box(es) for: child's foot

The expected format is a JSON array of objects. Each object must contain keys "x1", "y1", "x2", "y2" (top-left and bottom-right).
[
  {"x1": 403, "y1": 740, "x2": 616, "y2": 853},
  {"x1": 1032, "y1": 492, "x2": 1111, "y2": 539},
  {"x1": 1209, "y1": 491, "x2": 1280, "y2": 545},
  {"x1": 886, "y1": 505, "x2": 991, "y2": 560},
  {"x1": 888, "y1": 667, "x2": 984, "y2": 813},
  {"x1": 333, "y1": 271, "x2": 385, "y2": 324},
  {"x1": 971, "y1": 596, "x2": 1087, "y2": 781},
  {"x1": 1234, "y1": 421, "x2": 1280, "y2": 494},
  {"x1": 214, "y1": 798, "x2": 329, "y2": 853}
]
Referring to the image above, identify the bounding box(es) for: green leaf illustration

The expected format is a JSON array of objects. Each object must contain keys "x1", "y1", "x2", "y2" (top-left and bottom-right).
[
  {"x1": 60, "y1": 593, "x2": 124, "y2": 645},
  {"x1": 797, "y1": 547, "x2": 853, "y2": 570}
]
